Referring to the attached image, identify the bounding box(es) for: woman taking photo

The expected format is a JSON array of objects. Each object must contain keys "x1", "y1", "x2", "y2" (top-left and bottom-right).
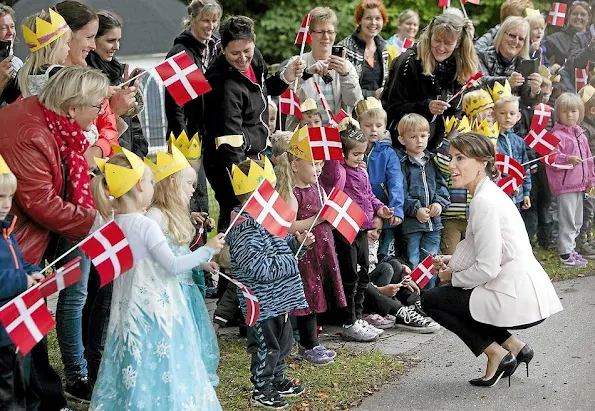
[
  {"x1": 382, "y1": 12, "x2": 478, "y2": 150},
  {"x1": 338, "y1": 0, "x2": 389, "y2": 99},
  {"x1": 203, "y1": 15, "x2": 304, "y2": 231},
  {"x1": 476, "y1": 16, "x2": 542, "y2": 107},
  {"x1": 421, "y1": 132, "x2": 563, "y2": 387}
]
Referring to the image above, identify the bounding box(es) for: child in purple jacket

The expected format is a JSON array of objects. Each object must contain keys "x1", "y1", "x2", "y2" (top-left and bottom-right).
[
  {"x1": 335, "y1": 123, "x2": 394, "y2": 343},
  {"x1": 546, "y1": 93, "x2": 595, "y2": 267}
]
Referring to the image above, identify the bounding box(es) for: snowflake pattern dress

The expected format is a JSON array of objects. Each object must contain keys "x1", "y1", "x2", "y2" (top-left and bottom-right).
[
  {"x1": 90, "y1": 213, "x2": 222, "y2": 411},
  {"x1": 291, "y1": 184, "x2": 346, "y2": 316}
]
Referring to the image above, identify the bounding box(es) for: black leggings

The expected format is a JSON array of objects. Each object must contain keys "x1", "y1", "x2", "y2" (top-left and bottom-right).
[{"x1": 296, "y1": 314, "x2": 318, "y2": 349}]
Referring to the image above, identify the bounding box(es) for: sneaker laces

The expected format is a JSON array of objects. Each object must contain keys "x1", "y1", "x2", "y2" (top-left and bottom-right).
[{"x1": 400, "y1": 307, "x2": 427, "y2": 325}]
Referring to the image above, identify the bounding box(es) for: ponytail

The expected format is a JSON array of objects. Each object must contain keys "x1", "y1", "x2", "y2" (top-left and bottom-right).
[
  {"x1": 274, "y1": 152, "x2": 295, "y2": 206},
  {"x1": 90, "y1": 173, "x2": 113, "y2": 220}
]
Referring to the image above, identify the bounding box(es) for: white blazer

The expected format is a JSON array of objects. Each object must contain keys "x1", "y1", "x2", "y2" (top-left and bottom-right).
[{"x1": 449, "y1": 178, "x2": 563, "y2": 327}]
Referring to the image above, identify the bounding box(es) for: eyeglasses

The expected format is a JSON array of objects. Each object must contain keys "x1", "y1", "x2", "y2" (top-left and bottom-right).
[
  {"x1": 90, "y1": 102, "x2": 104, "y2": 114},
  {"x1": 311, "y1": 29, "x2": 336, "y2": 37},
  {"x1": 505, "y1": 32, "x2": 526, "y2": 43}
]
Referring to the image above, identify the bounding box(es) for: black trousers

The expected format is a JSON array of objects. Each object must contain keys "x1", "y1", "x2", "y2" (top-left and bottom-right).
[
  {"x1": 333, "y1": 230, "x2": 369, "y2": 325},
  {"x1": 522, "y1": 165, "x2": 555, "y2": 246},
  {"x1": 0, "y1": 345, "x2": 28, "y2": 411},
  {"x1": 247, "y1": 314, "x2": 292, "y2": 390},
  {"x1": 422, "y1": 286, "x2": 544, "y2": 356},
  {"x1": 204, "y1": 160, "x2": 240, "y2": 233},
  {"x1": 364, "y1": 261, "x2": 419, "y2": 317},
  {"x1": 26, "y1": 337, "x2": 66, "y2": 411}
]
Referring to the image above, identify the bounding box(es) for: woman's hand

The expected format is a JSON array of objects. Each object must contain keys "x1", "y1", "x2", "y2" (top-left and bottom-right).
[
  {"x1": 206, "y1": 233, "x2": 225, "y2": 254},
  {"x1": 527, "y1": 73, "x2": 543, "y2": 95},
  {"x1": 0, "y1": 56, "x2": 14, "y2": 87},
  {"x1": 509, "y1": 72, "x2": 525, "y2": 88},
  {"x1": 429, "y1": 100, "x2": 450, "y2": 115},
  {"x1": 84, "y1": 146, "x2": 103, "y2": 169},
  {"x1": 328, "y1": 54, "x2": 348, "y2": 76},
  {"x1": 110, "y1": 86, "x2": 138, "y2": 116},
  {"x1": 432, "y1": 255, "x2": 450, "y2": 273},
  {"x1": 307, "y1": 60, "x2": 329, "y2": 76},
  {"x1": 282, "y1": 57, "x2": 306, "y2": 83},
  {"x1": 438, "y1": 267, "x2": 452, "y2": 282}
]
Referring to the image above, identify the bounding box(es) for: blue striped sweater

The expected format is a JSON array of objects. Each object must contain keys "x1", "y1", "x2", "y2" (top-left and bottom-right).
[{"x1": 227, "y1": 211, "x2": 308, "y2": 322}]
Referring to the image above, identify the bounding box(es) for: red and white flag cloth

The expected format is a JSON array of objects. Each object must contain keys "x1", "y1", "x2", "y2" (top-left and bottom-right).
[
  {"x1": 216, "y1": 270, "x2": 260, "y2": 326},
  {"x1": 155, "y1": 51, "x2": 212, "y2": 106},
  {"x1": 401, "y1": 38, "x2": 414, "y2": 52},
  {"x1": 0, "y1": 286, "x2": 55, "y2": 355},
  {"x1": 540, "y1": 153, "x2": 574, "y2": 170},
  {"x1": 410, "y1": 256, "x2": 435, "y2": 289},
  {"x1": 547, "y1": 2, "x2": 567, "y2": 27},
  {"x1": 320, "y1": 188, "x2": 366, "y2": 244},
  {"x1": 294, "y1": 13, "x2": 312, "y2": 45},
  {"x1": 495, "y1": 154, "x2": 526, "y2": 185},
  {"x1": 498, "y1": 176, "x2": 520, "y2": 196},
  {"x1": 333, "y1": 109, "x2": 349, "y2": 125},
  {"x1": 244, "y1": 180, "x2": 297, "y2": 238},
  {"x1": 39, "y1": 257, "x2": 82, "y2": 298},
  {"x1": 79, "y1": 221, "x2": 134, "y2": 287},
  {"x1": 309, "y1": 126, "x2": 343, "y2": 161},
  {"x1": 313, "y1": 82, "x2": 335, "y2": 123},
  {"x1": 279, "y1": 88, "x2": 303, "y2": 119},
  {"x1": 462, "y1": 0, "x2": 481, "y2": 4},
  {"x1": 438, "y1": 0, "x2": 451, "y2": 7},
  {"x1": 576, "y1": 67, "x2": 589, "y2": 92},
  {"x1": 524, "y1": 128, "x2": 561, "y2": 157},
  {"x1": 530, "y1": 103, "x2": 552, "y2": 130},
  {"x1": 449, "y1": 72, "x2": 484, "y2": 102}
]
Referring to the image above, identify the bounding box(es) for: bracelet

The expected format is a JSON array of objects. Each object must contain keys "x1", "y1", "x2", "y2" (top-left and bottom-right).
[{"x1": 279, "y1": 69, "x2": 291, "y2": 85}]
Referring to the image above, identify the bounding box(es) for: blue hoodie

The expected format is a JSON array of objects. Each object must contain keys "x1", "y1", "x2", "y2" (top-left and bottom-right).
[
  {"x1": 0, "y1": 215, "x2": 40, "y2": 347},
  {"x1": 365, "y1": 131, "x2": 404, "y2": 223}
]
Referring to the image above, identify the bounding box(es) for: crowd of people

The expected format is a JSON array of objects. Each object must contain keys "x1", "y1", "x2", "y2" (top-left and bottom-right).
[{"x1": 0, "y1": 0, "x2": 583, "y2": 409}]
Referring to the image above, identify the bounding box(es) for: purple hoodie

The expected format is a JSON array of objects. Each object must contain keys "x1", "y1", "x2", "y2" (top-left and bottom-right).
[
  {"x1": 546, "y1": 122, "x2": 595, "y2": 196},
  {"x1": 342, "y1": 164, "x2": 385, "y2": 230}
]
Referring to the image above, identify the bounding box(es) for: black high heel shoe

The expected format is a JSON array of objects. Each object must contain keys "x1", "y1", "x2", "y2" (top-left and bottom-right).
[
  {"x1": 505, "y1": 344, "x2": 534, "y2": 378},
  {"x1": 469, "y1": 352, "x2": 517, "y2": 388}
]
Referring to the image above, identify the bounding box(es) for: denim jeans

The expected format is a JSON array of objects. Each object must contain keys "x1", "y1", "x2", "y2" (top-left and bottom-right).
[
  {"x1": 52, "y1": 238, "x2": 91, "y2": 385},
  {"x1": 378, "y1": 227, "x2": 395, "y2": 257},
  {"x1": 404, "y1": 230, "x2": 441, "y2": 289}
]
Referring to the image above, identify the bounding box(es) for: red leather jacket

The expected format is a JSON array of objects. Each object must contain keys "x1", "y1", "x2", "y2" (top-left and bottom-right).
[{"x1": 0, "y1": 97, "x2": 96, "y2": 264}]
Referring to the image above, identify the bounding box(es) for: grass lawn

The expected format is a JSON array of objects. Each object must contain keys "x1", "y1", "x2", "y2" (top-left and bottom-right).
[{"x1": 48, "y1": 247, "x2": 591, "y2": 410}]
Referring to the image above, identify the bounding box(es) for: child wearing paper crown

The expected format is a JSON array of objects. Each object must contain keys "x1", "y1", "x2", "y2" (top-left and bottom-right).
[
  {"x1": 299, "y1": 98, "x2": 324, "y2": 129},
  {"x1": 274, "y1": 126, "x2": 345, "y2": 366},
  {"x1": 0, "y1": 155, "x2": 45, "y2": 410},
  {"x1": 144, "y1": 144, "x2": 220, "y2": 387},
  {"x1": 225, "y1": 157, "x2": 312, "y2": 409},
  {"x1": 89, "y1": 147, "x2": 225, "y2": 411},
  {"x1": 461, "y1": 88, "x2": 494, "y2": 124}
]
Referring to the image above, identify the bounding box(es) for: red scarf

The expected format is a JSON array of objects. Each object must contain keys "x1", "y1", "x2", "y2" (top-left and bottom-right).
[{"x1": 40, "y1": 103, "x2": 95, "y2": 209}]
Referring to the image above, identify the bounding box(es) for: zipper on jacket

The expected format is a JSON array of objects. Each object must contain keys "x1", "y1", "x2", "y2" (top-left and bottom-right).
[
  {"x1": 576, "y1": 129, "x2": 585, "y2": 185},
  {"x1": 256, "y1": 73, "x2": 268, "y2": 154},
  {"x1": 2, "y1": 229, "x2": 20, "y2": 269},
  {"x1": 421, "y1": 163, "x2": 433, "y2": 231}
]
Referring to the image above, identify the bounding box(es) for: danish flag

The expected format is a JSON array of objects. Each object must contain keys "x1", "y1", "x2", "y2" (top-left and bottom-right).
[
  {"x1": 215, "y1": 270, "x2": 260, "y2": 326},
  {"x1": 525, "y1": 128, "x2": 560, "y2": 157},
  {"x1": 576, "y1": 67, "x2": 589, "y2": 92},
  {"x1": 295, "y1": 13, "x2": 312, "y2": 45},
  {"x1": 410, "y1": 256, "x2": 435, "y2": 289},
  {"x1": 244, "y1": 180, "x2": 296, "y2": 238},
  {"x1": 530, "y1": 103, "x2": 552, "y2": 130},
  {"x1": 155, "y1": 51, "x2": 212, "y2": 106},
  {"x1": 495, "y1": 154, "x2": 526, "y2": 185},
  {"x1": 462, "y1": 0, "x2": 481, "y2": 5},
  {"x1": 547, "y1": 2, "x2": 567, "y2": 27},
  {"x1": 279, "y1": 88, "x2": 303, "y2": 119},
  {"x1": 39, "y1": 257, "x2": 82, "y2": 298},
  {"x1": 320, "y1": 188, "x2": 366, "y2": 244},
  {"x1": 79, "y1": 221, "x2": 134, "y2": 287},
  {"x1": 498, "y1": 176, "x2": 520, "y2": 196},
  {"x1": 438, "y1": 0, "x2": 451, "y2": 7},
  {"x1": 333, "y1": 109, "x2": 349, "y2": 125},
  {"x1": 313, "y1": 82, "x2": 335, "y2": 123},
  {"x1": 309, "y1": 126, "x2": 343, "y2": 161},
  {"x1": 0, "y1": 286, "x2": 55, "y2": 355},
  {"x1": 540, "y1": 153, "x2": 574, "y2": 170},
  {"x1": 401, "y1": 38, "x2": 414, "y2": 51}
]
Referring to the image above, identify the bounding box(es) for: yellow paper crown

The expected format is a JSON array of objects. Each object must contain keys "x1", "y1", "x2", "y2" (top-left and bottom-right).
[
  {"x1": 489, "y1": 80, "x2": 512, "y2": 102},
  {"x1": 473, "y1": 119, "x2": 500, "y2": 141},
  {"x1": 170, "y1": 130, "x2": 201, "y2": 160},
  {"x1": 0, "y1": 155, "x2": 11, "y2": 175},
  {"x1": 337, "y1": 116, "x2": 360, "y2": 132},
  {"x1": 538, "y1": 66, "x2": 560, "y2": 83},
  {"x1": 444, "y1": 116, "x2": 472, "y2": 134},
  {"x1": 300, "y1": 98, "x2": 318, "y2": 112},
  {"x1": 144, "y1": 144, "x2": 191, "y2": 183},
  {"x1": 94, "y1": 146, "x2": 146, "y2": 198},
  {"x1": 463, "y1": 89, "x2": 494, "y2": 117},
  {"x1": 524, "y1": 8, "x2": 541, "y2": 17},
  {"x1": 579, "y1": 85, "x2": 595, "y2": 104},
  {"x1": 22, "y1": 9, "x2": 69, "y2": 52},
  {"x1": 355, "y1": 97, "x2": 383, "y2": 117},
  {"x1": 230, "y1": 156, "x2": 276, "y2": 195},
  {"x1": 287, "y1": 126, "x2": 312, "y2": 161}
]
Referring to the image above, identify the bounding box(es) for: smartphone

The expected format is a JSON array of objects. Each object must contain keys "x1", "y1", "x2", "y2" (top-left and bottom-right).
[
  {"x1": 331, "y1": 45, "x2": 344, "y2": 57},
  {"x1": 0, "y1": 40, "x2": 11, "y2": 60},
  {"x1": 520, "y1": 59, "x2": 538, "y2": 79}
]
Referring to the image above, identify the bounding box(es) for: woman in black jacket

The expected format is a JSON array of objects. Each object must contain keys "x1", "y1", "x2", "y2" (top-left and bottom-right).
[
  {"x1": 203, "y1": 15, "x2": 304, "y2": 231},
  {"x1": 86, "y1": 10, "x2": 148, "y2": 158},
  {"x1": 382, "y1": 12, "x2": 478, "y2": 150},
  {"x1": 546, "y1": 1, "x2": 590, "y2": 66}
]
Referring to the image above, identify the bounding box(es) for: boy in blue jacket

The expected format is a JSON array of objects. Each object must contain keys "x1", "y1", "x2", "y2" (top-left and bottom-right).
[
  {"x1": 0, "y1": 155, "x2": 44, "y2": 410},
  {"x1": 357, "y1": 98, "x2": 404, "y2": 258},
  {"x1": 226, "y1": 158, "x2": 312, "y2": 410}
]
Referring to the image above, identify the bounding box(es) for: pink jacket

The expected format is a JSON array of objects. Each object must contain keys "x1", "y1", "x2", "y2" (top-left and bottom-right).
[{"x1": 546, "y1": 122, "x2": 595, "y2": 196}]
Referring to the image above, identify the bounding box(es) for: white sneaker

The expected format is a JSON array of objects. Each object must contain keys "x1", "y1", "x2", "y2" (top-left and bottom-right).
[
  {"x1": 358, "y1": 319, "x2": 384, "y2": 336},
  {"x1": 340, "y1": 320, "x2": 378, "y2": 342}
]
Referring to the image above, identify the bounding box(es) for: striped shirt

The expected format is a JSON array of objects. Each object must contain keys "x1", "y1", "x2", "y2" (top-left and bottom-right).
[
  {"x1": 317, "y1": 78, "x2": 336, "y2": 125},
  {"x1": 434, "y1": 139, "x2": 471, "y2": 219}
]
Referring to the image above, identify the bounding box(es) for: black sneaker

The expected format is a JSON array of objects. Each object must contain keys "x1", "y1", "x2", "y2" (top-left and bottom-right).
[
  {"x1": 64, "y1": 375, "x2": 92, "y2": 404},
  {"x1": 410, "y1": 300, "x2": 428, "y2": 317},
  {"x1": 250, "y1": 387, "x2": 289, "y2": 409},
  {"x1": 60, "y1": 407, "x2": 82, "y2": 411},
  {"x1": 273, "y1": 378, "x2": 305, "y2": 397},
  {"x1": 394, "y1": 307, "x2": 440, "y2": 334}
]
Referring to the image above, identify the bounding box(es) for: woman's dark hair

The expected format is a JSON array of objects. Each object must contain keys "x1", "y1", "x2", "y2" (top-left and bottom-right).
[
  {"x1": 449, "y1": 132, "x2": 499, "y2": 179},
  {"x1": 339, "y1": 122, "x2": 368, "y2": 155},
  {"x1": 219, "y1": 15, "x2": 255, "y2": 49},
  {"x1": 55, "y1": 0, "x2": 98, "y2": 32},
  {"x1": 96, "y1": 10, "x2": 123, "y2": 38}
]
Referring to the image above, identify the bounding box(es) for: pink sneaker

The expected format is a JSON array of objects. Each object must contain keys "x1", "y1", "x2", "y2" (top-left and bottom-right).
[{"x1": 363, "y1": 314, "x2": 395, "y2": 329}]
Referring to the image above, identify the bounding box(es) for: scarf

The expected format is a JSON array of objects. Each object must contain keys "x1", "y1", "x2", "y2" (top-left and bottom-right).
[
  {"x1": 86, "y1": 51, "x2": 124, "y2": 86},
  {"x1": 40, "y1": 103, "x2": 95, "y2": 209}
]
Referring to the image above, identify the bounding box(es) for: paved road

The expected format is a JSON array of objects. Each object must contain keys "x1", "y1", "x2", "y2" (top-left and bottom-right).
[{"x1": 359, "y1": 276, "x2": 595, "y2": 411}]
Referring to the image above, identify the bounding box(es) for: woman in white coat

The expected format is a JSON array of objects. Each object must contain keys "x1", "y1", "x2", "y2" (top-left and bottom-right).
[{"x1": 421, "y1": 132, "x2": 563, "y2": 388}]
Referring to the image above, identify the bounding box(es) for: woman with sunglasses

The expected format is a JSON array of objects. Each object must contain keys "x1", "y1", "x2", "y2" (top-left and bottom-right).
[{"x1": 476, "y1": 16, "x2": 543, "y2": 107}]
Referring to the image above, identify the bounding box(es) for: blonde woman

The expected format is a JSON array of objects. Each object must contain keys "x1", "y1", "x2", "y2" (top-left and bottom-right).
[
  {"x1": 382, "y1": 12, "x2": 478, "y2": 150},
  {"x1": 386, "y1": 9, "x2": 419, "y2": 51}
]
